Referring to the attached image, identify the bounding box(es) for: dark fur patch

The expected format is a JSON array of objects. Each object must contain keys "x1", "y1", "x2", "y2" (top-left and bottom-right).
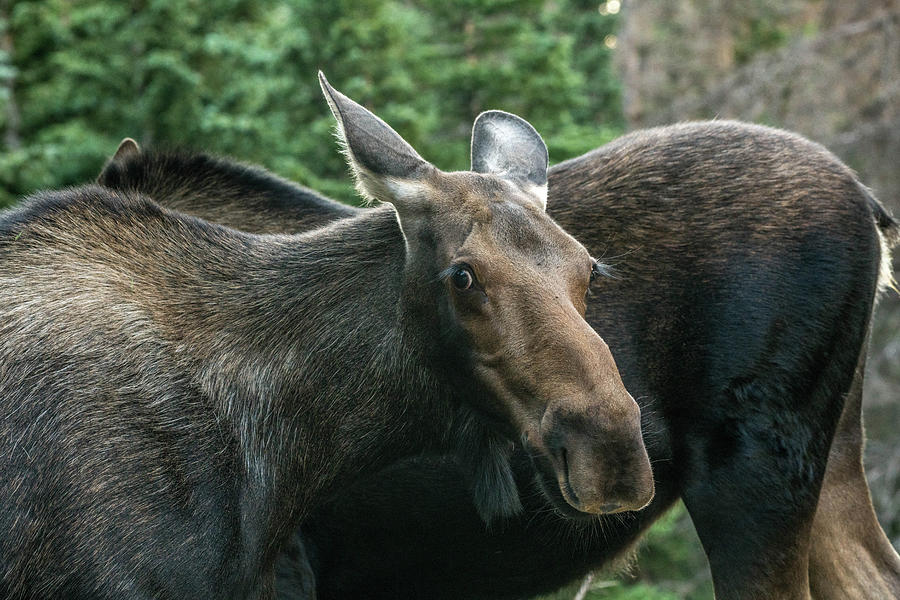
[
  {"x1": 98, "y1": 149, "x2": 358, "y2": 233},
  {"x1": 453, "y1": 412, "x2": 522, "y2": 524}
]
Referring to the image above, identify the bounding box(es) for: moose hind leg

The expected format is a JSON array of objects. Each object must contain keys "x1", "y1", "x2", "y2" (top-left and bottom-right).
[
  {"x1": 679, "y1": 372, "x2": 847, "y2": 599},
  {"x1": 808, "y1": 362, "x2": 900, "y2": 599}
]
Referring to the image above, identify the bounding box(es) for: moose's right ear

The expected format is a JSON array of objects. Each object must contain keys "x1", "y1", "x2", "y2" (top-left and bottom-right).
[{"x1": 318, "y1": 72, "x2": 434, "y2": 210}]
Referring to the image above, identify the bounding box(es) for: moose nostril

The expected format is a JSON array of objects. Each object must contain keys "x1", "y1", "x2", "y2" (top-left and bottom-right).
[
  {"x1": 558, "y1": 446, "x2": 582, "y2": 507},
  {"x1": 551, "y1": 444, "x2": 568, "y2": 478}
]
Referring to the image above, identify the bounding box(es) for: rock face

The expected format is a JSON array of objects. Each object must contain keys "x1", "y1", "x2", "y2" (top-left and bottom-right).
[
  {"x1": 616, "y1": 0, "x2": 900, "y2": 548},
  {"x1": 618, "y1": 0, "x2": 899, "y2": 215}
]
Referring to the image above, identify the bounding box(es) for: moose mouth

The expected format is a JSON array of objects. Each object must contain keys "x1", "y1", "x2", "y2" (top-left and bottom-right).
[{"x1": 524, "y1": 442, "x2": 598, "y2": 521}]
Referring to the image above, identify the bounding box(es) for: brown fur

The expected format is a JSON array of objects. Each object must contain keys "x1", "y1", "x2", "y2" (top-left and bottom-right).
[
  {"x1": 99, "y1": 120, "x2": 900, "y2": 599},
  {"x1": 808, "y1": 347, "x2": 900, "y2": 599},
  {"x1": 0, "y1": 79, "x2": 654, "y2": 599}
]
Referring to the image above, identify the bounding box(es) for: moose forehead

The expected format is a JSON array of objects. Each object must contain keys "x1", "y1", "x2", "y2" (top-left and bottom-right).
[{"x1": 431, "y1": 172, "x2": 589, "y2": 268}]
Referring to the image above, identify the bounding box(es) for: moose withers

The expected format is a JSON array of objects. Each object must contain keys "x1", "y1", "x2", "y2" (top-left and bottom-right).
[{"x1": 0, "y1": 74, "x2": 652, "y2": 599}]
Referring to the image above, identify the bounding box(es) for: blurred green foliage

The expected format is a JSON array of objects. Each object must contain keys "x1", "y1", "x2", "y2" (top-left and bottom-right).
[
  {"x1": 538, "y1": 503, "x2": 713, "y2": 600},
  {"x1": 0, "y1": 0, "x2": 623, "y2": 207}
]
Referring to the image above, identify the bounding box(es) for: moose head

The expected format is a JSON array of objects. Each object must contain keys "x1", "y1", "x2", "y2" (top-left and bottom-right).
[{"x1": 328, "y1": 74, "x2": 655, "y2": 517}]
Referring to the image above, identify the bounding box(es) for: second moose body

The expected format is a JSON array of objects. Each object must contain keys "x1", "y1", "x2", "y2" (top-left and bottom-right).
[
  {"x1": 0, "y1": 77, "x2": 652, "y2": 599},
  {"x1": 100, "y1": 120, "x2": 900, "y2": 599}
]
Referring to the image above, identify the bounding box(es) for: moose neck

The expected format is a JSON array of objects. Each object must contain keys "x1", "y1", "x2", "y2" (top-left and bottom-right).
[{"x1": 182, "y1": 205, "x2": 460, "y2": 529}]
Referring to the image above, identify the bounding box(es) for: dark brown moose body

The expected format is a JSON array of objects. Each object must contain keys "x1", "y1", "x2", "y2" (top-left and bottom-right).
[
  {"x1": 99, "y1": 121, "x2": 900, "y2": 600},
  {"x1": 0, "y1": 77, "x2": 652, "y2": 599}
]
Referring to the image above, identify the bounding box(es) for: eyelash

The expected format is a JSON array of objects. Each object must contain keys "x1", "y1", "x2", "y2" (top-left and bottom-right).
[
  {"x1": 441, "y1": 263, "x2": 481, "y2": 292},
  {"x1": 590, "y1": 261, "x2": 607, "y2": 283}
]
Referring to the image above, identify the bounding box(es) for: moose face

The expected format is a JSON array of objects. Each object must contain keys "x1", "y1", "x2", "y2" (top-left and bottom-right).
[{"x1": 319, "y1": 73, "x2": 653, "y2": 515}]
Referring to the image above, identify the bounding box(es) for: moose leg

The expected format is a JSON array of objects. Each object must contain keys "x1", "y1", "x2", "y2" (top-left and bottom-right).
[
  {"x1": 679, "y1": 428, "x2": 814, "y2": 597},
  {"x1": 676, "y1": 370, "x2": 851, "y2": 599},
  {"x1": 674, "y1": 273, "x2": 892, "y2": 600},
  {"x1": 808, "y1": 362, "x2": 900, "y2": 599}
]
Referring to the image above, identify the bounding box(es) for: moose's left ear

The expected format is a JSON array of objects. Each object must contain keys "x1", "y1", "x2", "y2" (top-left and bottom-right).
[
  {"x1": 111, "y1": 138, "x2": 141, "y2": 163},
  {"x1": 471, "y1": 110, "x2": 548, "y2": 210},
  {"x1": 97, "y1": 138, "x2": 141, "y2": 184}
]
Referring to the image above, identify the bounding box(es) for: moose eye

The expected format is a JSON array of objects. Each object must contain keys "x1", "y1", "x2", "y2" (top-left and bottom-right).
[{"x1": 451, "y1": 266, "x2": 475, "y2": 290}]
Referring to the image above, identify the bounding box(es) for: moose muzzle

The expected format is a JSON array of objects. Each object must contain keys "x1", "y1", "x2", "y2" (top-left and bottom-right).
[
  {"x1": 540, "y1": 395, "x2": 654, "y2": 514},
  {"x1": 523, "y1": 316, "x2": 655, "y2": 515}
]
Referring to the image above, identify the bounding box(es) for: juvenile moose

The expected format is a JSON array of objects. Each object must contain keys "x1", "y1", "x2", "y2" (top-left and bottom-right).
[
  {"x1": 0, "y1": 75, "x2": 652, "y2": 599},
  {"x1": 100, "y1": 121, "x2": 900, "y2": 599}
]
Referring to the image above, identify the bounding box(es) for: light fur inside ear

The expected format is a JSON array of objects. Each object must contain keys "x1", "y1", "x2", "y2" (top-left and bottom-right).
[
  {"x1": 520, "y1": 182, "x2": 548, "y2": 211},
  {"x1": 318, "y1": 78, "x2": 355, "y2": 176},
  {"x1": 376, "y1": 176, "x2": 434, "y2": 254},
  {"x1": 471, "y1": 110, "x2": 549, "y2": 211},
  {"x1": 318, "y1": 71, "x2": 430, "y2": 205},
  {"x1": 318, "y1": 71, "x2": 436, "y2": 252},
  {"x1": 341, "y1": 163, "x2": 432, "y2": 211}
]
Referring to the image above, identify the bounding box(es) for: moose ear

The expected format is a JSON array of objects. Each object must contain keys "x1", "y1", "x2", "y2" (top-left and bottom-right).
[
  {"x1": 318, "y1": 72, "x2": 433, "y2": 210},
  {"x1": 471, "y1": 111, "x2": 548, "y2": 210},
  {"x1": 97, "y1": 138, "x2": 141, "y2": 184},
  {"x1": 111, "y1": 138, "x2": 141, "y2": 163}
]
